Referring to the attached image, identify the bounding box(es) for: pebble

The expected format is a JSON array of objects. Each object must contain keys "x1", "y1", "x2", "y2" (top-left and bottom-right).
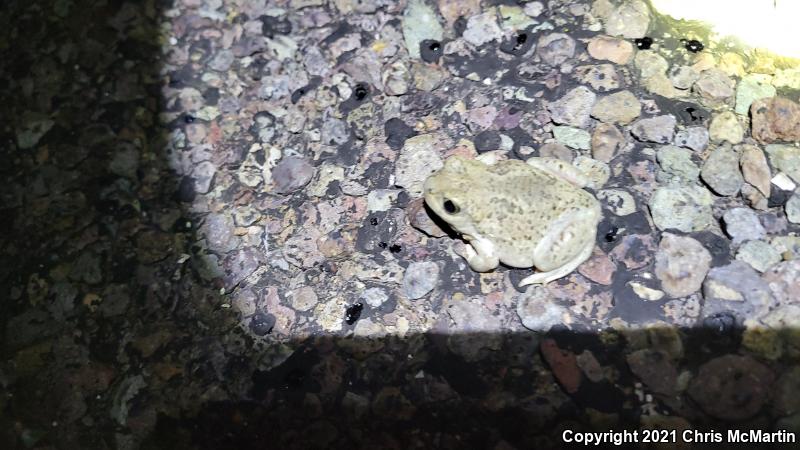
[
  {"x1": 516, "y1": 287, "x2": 567, "y2": 331},
  {"x1": 359, "y1": 287, "x2": 389, "y2": 308},
  {"x1": 708, "y1": 111, "x2": 743, "y2": 144},
  {"x1": 654, "y1": 233, "x2": 712, "y2": 298},
  {"x1": 524, "y1": 1, "x2": 544, "y2": 17},
  {"x1": 547, "y1": 86, "x2": 596, "y2": 128},
  {"x1": 739, "y1": 144, "x2": 772, "y2": 197},
  {"x1": 634, "y1": 51, "x2": 668, "y2": 79},
  {"x1": 656, "y1": 145, "x2": 699, "y2": 184},
  {"x1": 540, "y1": 339, "x2": 581, "y2": 394},
  {"x1": 394, "y1": 134, "x2": 445, "y2": 196},
  {"x1": 702, "y1": 261, "x2": 773, "y2": 321},
  {"x1": 602, "y1": 0, "x2": 650, "y2": 39},
  {"x1": 577, "y1": 248, "x2": 616, "y2": 285},
  {"x1": 762, "y1": 260, "x2": 800, "y2": 305},
  {"x1": 591, "y1": 90, "x2": 641, "y2": 125},
  {"x1": 587, "y1": 35, "x2": 634, "y2": 64},
  {"x1": 668, "y1": 65, "x2": 699, "y2": 90},
  {"x1": 407, "y1": 198, "x2": 447, "y2": 237},
  {"x1": 687, "y1": 355, "x2": 774, "y2": 421},
  {"x1": 722, "y1": 208, "x2": 766, "y2": 244},
  {"x1": 222, "y1": 247, "x2": 263, "y2": 291},
  {"x1": 693, "y1": 69, "x2": 735, "y2": 105},
  {"x1": 626, "y1": 350, "x2": 678, "y2": 396},
  {"x1": 288, "y1": 286, "x2": 318, "y2": 312},
  {"x1": 673, "y1": 126, "x2": 709, "y2": 152},
  {"x1": 629, "y1": 282, "x2": 664, "y2": 301},
  {"x1": 736, "y1": 240, "x2": 782, "y2": 273},
  {"x1": 462, "y1": 8, "x2": 504, "y2": 47},
  {"x1": 573, "y1": 156, "x2": 610, "y2": 188},
  {"x1": 649, "y1": 185, "x2": 713, "y2": 232},
  {"x1": 382, "y1": 61, "x2": 410, "y2": 96},
  {"x1": 630, "y1": 115, "x2": 677, "y2": 144},
  {"x1": 402, "y1": 261, "x2": 439, "y2": 299},
  {"x1": 536, "y1": 33, "x2": 576, "y2": 66},
  {"x1": 498, "y1": 5, "x2": 536, "y2": 31},
  {"x1": 538, "y1": 142, "x2": 573, "y2": 161},
  {"x1": 575, "y1": 64, "x2": 623, "y2": 92},
  {"x1": 272, "y1": 157, "x2": 314, "y2": 194},
  {"x1": 765, "y1": 144, "x2": 800, "y2": 183},
  {"x1": 597, "y1": 189, "x2": 637, "y2": 216},
  {"x1": 701, "y1": 145, "x2": 743, "y2": 196},
  {"x1": 402, "y1": 0, "x2": 444, "y2": 59},
  {"x1": 412, "y1": 62, "x2": 446, "y2": 92},
  {"x1": 591, "y1": 123, "x2": 625, "y2": 162},
  {"x1": 553, "y1": 126, "x2": 591, "y2": 150},
  {"x1": 751, "y1": 97, "x2": 800, "y2": 144},
  {"x1": 787, "y1": 192, "x2": 800, "y2": 224},
  {"x1": 735, "y1": 74, "x2": 776, "y2": 115}
]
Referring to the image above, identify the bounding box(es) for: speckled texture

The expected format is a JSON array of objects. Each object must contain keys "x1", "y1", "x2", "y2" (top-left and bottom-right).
[
  {"x1": 424, "y1": 156, "x2": 601, "y2": 285},
  {"x1": 2, "y1": 0, "x2": 800, "y2": 448}
]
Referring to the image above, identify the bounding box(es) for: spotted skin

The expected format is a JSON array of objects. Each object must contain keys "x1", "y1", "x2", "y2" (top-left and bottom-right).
[{"x1": 423, "y1": 155, "x2": 602, "y2": 286}]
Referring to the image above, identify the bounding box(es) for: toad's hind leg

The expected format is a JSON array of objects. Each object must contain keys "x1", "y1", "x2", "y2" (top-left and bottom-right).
[{"x1": 518, "y1": 242, "x2": 593, "y2": 286}]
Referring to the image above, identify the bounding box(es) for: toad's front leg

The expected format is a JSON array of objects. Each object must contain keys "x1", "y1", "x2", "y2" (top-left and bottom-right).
[{"x1": 463, "y1": 237, "x2": 499, "y2": 272}]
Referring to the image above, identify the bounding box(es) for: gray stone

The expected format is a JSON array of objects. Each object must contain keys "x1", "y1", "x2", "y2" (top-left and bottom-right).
[
  {"x1": 635, "y1": 51, "x2": 668, "y2": 79},
  {"x1": 603, "y1": 0, "x2": 650, "y2": 39},
  {"x1": 668, "y1": 65, "x2": 699, "y2": 90},
  {"x1": 736, "y1": 240, "x2": 782, "y2": 273},
  {"x1": 553, "y1": 126, "x2": 591, "y2": 150},
  {"x1": 575, "y1": 63, "x2": 623, "y2": 92},
  {"x1": 536, "y1": 33, "x2": 576, "y2": 66},
  {"x1": 573, "y1": 156, "x2": 610, "y2": 189},
  {"x1": 193, "y1": 161, "x2": 216, "y2": 194},
  {"x1": 597, "y1": 189, "x2": 637, "y2": 216},
  {"x1": 394, "y1": 134, "x2": 445, "y2": 196},
  {"x1": 321, "y1": 117, "x2": 349, "y2": 145},
  {"x1": 739, "y1": 144, "x2": 771, "y2": 197},
  {"x1": 591, "y1": 90, "x2": 641, "y2": 125},
  {"x1": 591, "y1": 123, "x2": 625, "y2": 162},
  {"x1": 735, "y1": 74, "x2": 776, "y2": 115},
  {"x1": 787, "y1": 191, "x2": 800, "y2": 224},
  {"x1": 631, "y1": 115, "x2": 676, "y2": 144},
  {"x1": 463, "y1": 8, "x2": 503, "y2": 47},
  {"x1": 688, "y1": 355, "x2": 774, "y2": 421},
  {"x1": 209, "y1": 49, "x2": 235, "y2": 72},
  {"x1": 673, "y1": 126, "x2": 709, "y2": 152},
  {"x1": 765, "y1": 144, "x2": 800, "y2": 184},
  {"x1": 701, "y1": 145, "x2": 743, "y2": 196},
  {"x1": 402, "y1": 261, "x2": 439, "y2": 299},
  {"x1": 654, "y1": 233, "x2": 712, "y2": 297},
  {"x1": 201, "y1": 213, "x2": 239, "y2": 253},
  {"x1": 708, "y1": 111, "x2": 743, "y2": 144},
  {"x1": 273, "y1": 157, "x2": 314, "y2": 194},
  {"x1": 762, "y1": 260, "x2": 800, "y2": 305},
  {"x1": 516, "y1": 286, "x2": 566, "y2": 331},
  {"x1": 402, "y1": 0, "x2": 444, "y2": 58},
  {"x1": 649, "y1": 185, "x2": 713, "y2": 232},
  {"x1": 288, "y1": 286, "x2": 319, "y2": 312},
  {"x1": 722, "y1": 208, "x2": 766, "y2": 244},
  {"x1": 656, "y1": 145, "x2": 699, "y2": 184},
  {"x1": 360, "y1": 287, "x2": 389, "y2": 308},
  {"x1": 221, "y1": 247, "x2": 263, "y2": 292},
  {"x1": 702, "y1": 261, "x2": 774, "y2": 322},
  {"x1": 547, "y1": 86, "x2": 596, "y2": 128},
  {"x1": 693, "y1": 69, "x2": 735, "y2": 104}
]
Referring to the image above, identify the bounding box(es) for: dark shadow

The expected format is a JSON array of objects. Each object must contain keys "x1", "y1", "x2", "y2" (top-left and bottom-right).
[{"x1": 2, "y1": 1, "x2": 800, "y2": 450}]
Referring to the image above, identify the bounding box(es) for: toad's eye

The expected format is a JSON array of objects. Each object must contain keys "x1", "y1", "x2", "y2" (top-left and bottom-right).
[{"x1": 443, "y1": 199, "x2": 459, "y2": 214}]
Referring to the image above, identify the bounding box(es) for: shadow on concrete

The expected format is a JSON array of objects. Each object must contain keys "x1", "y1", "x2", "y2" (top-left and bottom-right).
[{"x1": 1, "y1": 1, "x2": 799, "y2": 450}]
